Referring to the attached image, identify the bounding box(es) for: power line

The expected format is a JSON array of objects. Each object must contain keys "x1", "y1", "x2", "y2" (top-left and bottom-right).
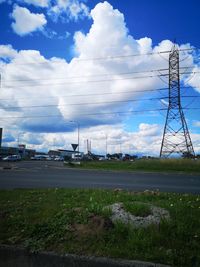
[
  {"x1": 1, "y1": 66, "x2": 194, "y2": 83},
  {"x1": 74, "y1": 48, "x2": 197, "y2": 61},
  {"x1": 3, "y1": 48, "x2": 197, "y2": 66},
  {"x1": 0, "y1": 87, "x2": 167, "y2": 101},
  {"x1": 0, "y1": 107, "x2": 199, "y2": 120},
  {"x1": 182, "y1": 95, "x2": 200, "y2": 98},
  {"x1": 1, "y1": 95, "x2": 199, "y2": 110},
  {"x1": 1, "y1": 68, "x2": 169, "y2": 82},
  {"x1": 0, "y1": 108, "x2": 168, "y2": 119},
  {"x1": 2, "y1": 71, "x2": 200, "y2": 89},
  {"x1": 0, "y1": 86, "x2": 194, "y2": 102},
  {"x1": 2, "y1": 73, "x2": 169, "y2": 88},
  {"x1": 0, "y1": 96, "x2": 164, "y2": 110}
]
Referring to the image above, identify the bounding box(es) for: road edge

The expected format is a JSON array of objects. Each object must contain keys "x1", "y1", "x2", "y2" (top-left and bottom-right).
[{"x1": 0, "y1": 245, "x2": 171, "y2": 267}]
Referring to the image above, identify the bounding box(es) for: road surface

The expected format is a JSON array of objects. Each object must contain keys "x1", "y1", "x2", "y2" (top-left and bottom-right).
[{"x1": 0, "y1": 161, "x2": 199, "y2": 194}]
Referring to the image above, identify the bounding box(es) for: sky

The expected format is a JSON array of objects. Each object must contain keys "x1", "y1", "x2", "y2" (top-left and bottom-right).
[{"x1": 0, "y1": 0, "x2": 200, "y2": 156}]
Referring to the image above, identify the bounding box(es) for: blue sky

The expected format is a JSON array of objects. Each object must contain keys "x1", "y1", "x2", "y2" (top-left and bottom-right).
[
  {"x1": 0, "y1": 0, "x2": 199, "y2": 155},
  {"x1": 1, "y1": 0, "x2": 200, "y2": 59}
]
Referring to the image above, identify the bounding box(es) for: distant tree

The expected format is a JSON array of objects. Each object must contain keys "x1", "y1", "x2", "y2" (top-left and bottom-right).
[{"x1": 106, "y1": 153, "x2": 122, "y2": 160}]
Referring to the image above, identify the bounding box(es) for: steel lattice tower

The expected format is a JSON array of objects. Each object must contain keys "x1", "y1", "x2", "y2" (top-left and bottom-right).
[{"x1": 160, "y1": 45, "x2": 195, "y2": 158}]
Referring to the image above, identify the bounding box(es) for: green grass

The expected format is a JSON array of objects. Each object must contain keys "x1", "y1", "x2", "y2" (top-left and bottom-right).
[
  {"x1": 0, "y1": 189, "x2": 200, "y2": 266},
  {"x1": 73, "y1": 159, "x2": 200, "y2": 173},
  {"x1": 123, "y1": 202, "x2": 152, "y2": 217}
]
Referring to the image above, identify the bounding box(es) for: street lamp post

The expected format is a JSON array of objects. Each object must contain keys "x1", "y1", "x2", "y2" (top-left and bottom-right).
[
  {"x1": 106, "y1": 134, "x2": 108, "y2": 157},
  {"x1": 101, "y1": 132, "x2": 108, "y2": 158},
  {"x1": 17, "y1": 132, "x2": 25, "y2": 158},
  {"x1": 70, "y1": 121, "x2": 80, "y2": 155},
  {"x1": 17, "y1": 132, "x2": 24, "y2": 147}
]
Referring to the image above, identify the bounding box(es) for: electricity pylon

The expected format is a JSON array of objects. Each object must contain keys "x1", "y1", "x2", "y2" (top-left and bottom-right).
[{"x1": 160, "y1": 45, "x2": 195, "y2": 158}]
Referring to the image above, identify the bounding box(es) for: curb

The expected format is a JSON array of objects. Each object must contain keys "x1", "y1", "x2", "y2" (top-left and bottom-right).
[{"x1": 0, "y1": 245, "x2": 171, "y2": 267}]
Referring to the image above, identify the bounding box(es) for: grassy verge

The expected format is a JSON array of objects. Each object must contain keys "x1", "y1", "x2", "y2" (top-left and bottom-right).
[
  {"x1": 0, "y1": 188, "x2": 200, "y2": 266},
  {"x1": 71, "y1": 159, "x2": 200, "y2": 173}
]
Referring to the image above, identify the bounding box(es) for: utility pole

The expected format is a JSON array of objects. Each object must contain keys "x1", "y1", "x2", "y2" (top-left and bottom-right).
[
  {"x1": 70, "y1": 121, "x2": 80, "y2": 155},
  {"x1": 106, "y1": 134, "x2": 108, "y2": 157},
  {"x1": 0, "y1": 128, "x2": 2, "y2": 148},
  {"x1": 18, "y1": 132, "x2": 24, "y2": 147},
  {"x1": 101, "y1": 132, "x2": 108, "y2": 157},
  {"x1": 160, "y1": 44, "x2": 195, "y2": 158}
]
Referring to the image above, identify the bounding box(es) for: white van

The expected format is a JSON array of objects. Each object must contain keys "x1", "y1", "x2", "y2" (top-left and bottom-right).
[{"x1": 3, "y1": 155, "x2": 21, "y2": 161}]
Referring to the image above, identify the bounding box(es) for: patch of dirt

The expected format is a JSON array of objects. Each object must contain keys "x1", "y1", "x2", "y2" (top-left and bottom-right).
[
  {"x1": 71, "y1": 214, "x2": 114, "y2": 237},
  {"x1": 113, "y1": 188, "x2": 123, "y2": 193},
  {"x1": 72, "y1": 207, "x2": 83, "y2": 213},
  {"x1": 128, "y1": 190, "x2": 161, "y2": 196}
]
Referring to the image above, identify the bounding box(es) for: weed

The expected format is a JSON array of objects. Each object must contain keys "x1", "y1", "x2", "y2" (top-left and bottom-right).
[
  {"x1": 0, "y1": 188, "x2": 200, "y2": 266},
  {"x1": 123, "y1": 202, "x2": 152, "y2": 217}
]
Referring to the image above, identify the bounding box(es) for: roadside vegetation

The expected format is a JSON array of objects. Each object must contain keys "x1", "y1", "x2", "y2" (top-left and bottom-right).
[
  {"x1": 71, "y1": 158, "x2": 200, "y2": 173},
  {"x1": 0, "y1": 188, "x2": 200, "y2": 266}
]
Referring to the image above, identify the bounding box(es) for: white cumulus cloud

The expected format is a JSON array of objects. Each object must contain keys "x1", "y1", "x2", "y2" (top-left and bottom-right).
[
  {"x1": 0, "y1": 44, "x2": 17, "y2": 59},
  {"x1": 0, "y1": 0, "x2": 49, "y2": 7},
  {"x1": 48, "y1": 0, "x2": 89, "y2": 22},
  {"x1": 1, "y1": 1, "x2": 199, "y2": 155},
  {"x1": 21, "y1": 0, "x2": 49, "y2": 7},
  {"x1": 11, "y1": 5, "x2": 47, "y2": 36},
  {"x1": 185, "y1": 66, "x2": 200, "y2": 93}
]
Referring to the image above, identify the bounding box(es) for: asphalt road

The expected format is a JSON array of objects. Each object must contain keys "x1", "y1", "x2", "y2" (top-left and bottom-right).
[{"x1": 0, "y1": 161, "x2": 199, "y2": 194}]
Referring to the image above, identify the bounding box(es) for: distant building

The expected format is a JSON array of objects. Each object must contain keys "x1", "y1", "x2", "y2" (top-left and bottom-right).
[
  {"x1": 48, "y1": 149, "x2": 83, "y2": 159},
  {"x1": 35, "y1": 151, "x2": 47, "y2": 156},
  {"x1": 0, "y1": 146, "x2": 19, "y2": 157},
  {"x1": 48, "y1": 150, "x2": 61, "y2": 157},
  {"x1": 58, "y1": 149, "x2": 76, "y2": 157},
  {"x1": 24, "y1": 149, "x2": 36, "y2": 158},
  {"x1": 0, "y1": 146, "x2": 35, "y2": 158}
]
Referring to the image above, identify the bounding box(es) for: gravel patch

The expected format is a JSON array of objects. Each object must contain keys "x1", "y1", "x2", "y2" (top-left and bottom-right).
[{"x1": 107, "y1": 202, "x2": 170, "y2": 228}]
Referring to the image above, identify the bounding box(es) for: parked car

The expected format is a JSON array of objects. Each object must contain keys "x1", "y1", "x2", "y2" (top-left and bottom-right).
[
  {"x1": 3, "y1": 155, "x2": 21, "y2": 161},
  {"x1": 30, "y1": 155, "x2": 48, "y2": 160},
  {"x1": 72, "y1": 154, "x2": 83, "y2": 161},
  {"x1": 46, "y1": 156, "x2": 54, "y2": 161},
  {"x1": 54, "y1": 156, "x2": 64, "y2": 161}
]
